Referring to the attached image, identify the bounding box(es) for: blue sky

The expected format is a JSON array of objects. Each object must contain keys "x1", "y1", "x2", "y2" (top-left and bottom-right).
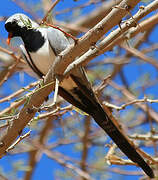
[{"x1": 0, "y1": 0, "x2": 157, "y2": 180}]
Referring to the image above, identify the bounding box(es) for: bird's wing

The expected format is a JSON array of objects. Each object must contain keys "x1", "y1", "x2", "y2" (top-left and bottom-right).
[
  {"x1": 47, "y1": 27, "x2": 70, "y2": 55},
  {"x1": 46, "y1": 27, "x2": 92, "y2": 88},
  {"x1": 47, "y1": 27, "x2": 95, "y2": 110}
]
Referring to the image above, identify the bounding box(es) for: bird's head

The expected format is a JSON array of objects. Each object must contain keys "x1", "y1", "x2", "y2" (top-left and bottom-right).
[{"x1": 5, "y1": 13, "x2": 39, "y2": 45}]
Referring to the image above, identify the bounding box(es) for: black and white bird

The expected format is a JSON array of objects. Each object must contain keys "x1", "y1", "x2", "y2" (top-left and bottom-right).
[{"x1": 5, "y1": 13, "x2": 154, "y2": 178}]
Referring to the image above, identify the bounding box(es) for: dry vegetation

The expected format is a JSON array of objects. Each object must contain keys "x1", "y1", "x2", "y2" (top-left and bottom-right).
[{"x1": 0, "y1": 0, "x2": 158, "y2": 179}]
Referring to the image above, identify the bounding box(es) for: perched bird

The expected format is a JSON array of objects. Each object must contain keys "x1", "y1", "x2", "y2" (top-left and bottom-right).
[{"x1": 5, "y1": 13, "x2": 154, "y2": 178}]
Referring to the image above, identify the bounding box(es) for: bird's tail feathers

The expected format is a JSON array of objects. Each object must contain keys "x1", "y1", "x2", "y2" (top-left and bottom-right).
[
  {"x1": 92, "y1": 104, "x2": 154, "y2": 178},
  {"x1": 67, "y1": 73, "x2": 154, "y2": 178}
]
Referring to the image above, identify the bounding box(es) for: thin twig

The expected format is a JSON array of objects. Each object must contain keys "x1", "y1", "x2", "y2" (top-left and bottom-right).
[
  {"x1": 7, "y1": 131, "x2": 31, "y2": 152},
  {"x1": 0, "y1": 81, "x2": 38, "y2": 104},
  {"x1": 41, "y1": 0, "x2": 61, "y2": 23}
]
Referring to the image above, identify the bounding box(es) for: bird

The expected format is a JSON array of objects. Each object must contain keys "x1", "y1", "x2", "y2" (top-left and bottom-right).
[{"x1": 5, "y1": 13, "x2": 154, "y2": 178}]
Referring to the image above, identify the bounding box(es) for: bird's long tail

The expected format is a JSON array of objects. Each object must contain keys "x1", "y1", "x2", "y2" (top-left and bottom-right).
[
  {"x1": 91, "y1": 103, "x2": 154, "y2": 178},
  {"x1": 58, "y1": 73, "x2": 154, "y2": 178}
]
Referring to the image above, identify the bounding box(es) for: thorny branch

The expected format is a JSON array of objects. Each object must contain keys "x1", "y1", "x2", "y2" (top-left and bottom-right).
[{"x1": 0, "y1": 0, "x2": 158, "y2": 179}]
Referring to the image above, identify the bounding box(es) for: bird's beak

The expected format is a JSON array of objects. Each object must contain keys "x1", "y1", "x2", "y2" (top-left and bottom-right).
[{"x1": 7, "y1": 32, "x2": 13, "y2": 45}]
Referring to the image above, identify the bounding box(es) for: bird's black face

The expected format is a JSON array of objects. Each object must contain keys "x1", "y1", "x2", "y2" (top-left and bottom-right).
[
  {"x1": 5, "y1": 20, "x2": 22, "y2": 45},
  {"x1": 5, "y1": 13, "x2": 39, "y2": 45}
]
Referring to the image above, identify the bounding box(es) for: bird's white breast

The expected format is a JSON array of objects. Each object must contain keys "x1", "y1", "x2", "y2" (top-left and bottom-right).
[{"x1": 30, "y1": 29, "x2": 56, "y2": 75}]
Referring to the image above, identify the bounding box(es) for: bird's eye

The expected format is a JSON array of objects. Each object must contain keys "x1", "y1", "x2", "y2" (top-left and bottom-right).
[
  {"x1": 12, "y1": 20, "x2": 16, "y2": 24},
  {"x1": 12, "y1": 19, "x2": 18, "y2": 26}
]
